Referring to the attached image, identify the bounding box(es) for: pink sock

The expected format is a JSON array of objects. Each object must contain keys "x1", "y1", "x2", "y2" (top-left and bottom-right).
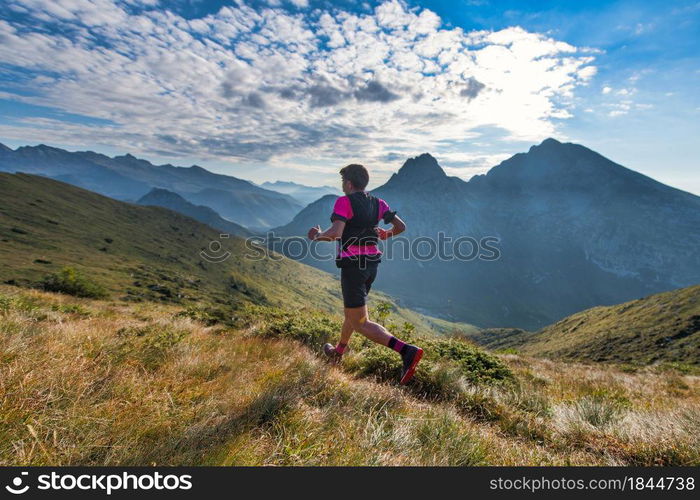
[
  {"x1": 335, "y1": 342, "x2": 347, "y2": 354},
  {"x1": 388, "y1": 336, "x2": 405, "y2": 353}
]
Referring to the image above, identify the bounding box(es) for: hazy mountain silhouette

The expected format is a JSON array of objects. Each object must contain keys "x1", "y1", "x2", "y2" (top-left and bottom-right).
[
  {"x1": 260, "y1": 180, "x2": 339, "y2": 205},
  {"x1": 137, "y1": 188, "x2": 252, "y2": 237},
  {"x1": 277, "y1": 139, "x2": 700, "y2": 329},
  {"x1": 0, "y1": 143, "x2": 302, "y2": 230}
]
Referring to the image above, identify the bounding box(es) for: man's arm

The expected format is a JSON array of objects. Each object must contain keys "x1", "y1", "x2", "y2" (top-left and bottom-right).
[
  {"x1": 307, "y1": 220, "x2": 346, "y2": 241},
  {"x1": 376, "y1": 214, "x2": 406, "y2": 240}
]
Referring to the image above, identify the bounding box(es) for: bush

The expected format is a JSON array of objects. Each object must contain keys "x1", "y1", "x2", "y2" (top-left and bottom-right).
[
  {"x1": 253, "y1": 308, "x2": 341, "y2": 349},
  {"x1": 40, "y1": 267, "x2": 107, "y2": 299},
  {"x1": 178, "y1": 305, "x2": 236, "y2": 326},
  {"x1": 345, "y1": 344, "x2": 402, "y2": 380},
  {"x1": 0, "y1": 294, "x2": 11, "y2": 315},
  {"x1": 51, "y1": 303, "x2": 91, "y2": 316},
  {"x1": 424, "y1": 338, "x2": 513, "y2": 385},
  {"x1": 345, "y1": 337, "x2": 512, "y2": 403}
]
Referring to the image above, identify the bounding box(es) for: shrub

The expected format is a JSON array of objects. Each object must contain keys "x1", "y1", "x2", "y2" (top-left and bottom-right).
[
  {"x1": 0, "y1": 294, "x2": 11, "y2": 315},
  {"x1": 345, "y1": 338, "x2": 512, "y2": 402},
  {"x1": 0, "y1": 294, "x2": 47, "y2": 320},
  {"x1": 51, "y1": 303, "x2": 91, "y2": 317},
  {"x1": 345, "y1": 344, "x2": 402, "y2": 380},
  {"x1": 178, "y1": 305, "x2": 236, "y2": 326},
  {"x1": 254, "y1": 308, "x2": 341, "y2": 349},
  {"x1": 424, "y1": 338, "x2": 513, "y2": 385},
  {"x1": 40, "y1": 267, "x2": 107, "y2": 299}
]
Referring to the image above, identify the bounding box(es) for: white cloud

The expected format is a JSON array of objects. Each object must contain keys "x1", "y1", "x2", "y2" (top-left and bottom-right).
[
  {"x1": 602, "y1": 86, "x2": 612, "y2": 94},
  {"x1": 0, "y1": 0, "x2": 598, "y2": 178}
]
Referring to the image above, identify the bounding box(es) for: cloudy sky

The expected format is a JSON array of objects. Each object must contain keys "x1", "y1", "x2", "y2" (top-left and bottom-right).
[{"x1": 1, "y1": 0, "x2": 698, "y2": 193}]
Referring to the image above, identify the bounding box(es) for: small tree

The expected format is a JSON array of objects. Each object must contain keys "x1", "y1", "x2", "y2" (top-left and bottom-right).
[
  {"x1": 401, "y1": 321, "x2": 416, "y2": 339},
  {"x1": 373, "y1": 301, "x2": 393, "y2": 327}
]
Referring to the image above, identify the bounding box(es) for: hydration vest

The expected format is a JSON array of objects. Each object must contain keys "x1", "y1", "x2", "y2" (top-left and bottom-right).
[{"x1": 336, "y1": 192, "x2": 380, "y2": 267}]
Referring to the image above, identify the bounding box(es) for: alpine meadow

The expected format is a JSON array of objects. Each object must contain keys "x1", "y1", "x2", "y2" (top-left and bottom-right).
[{"x1": 0, "y1": 0, "x2": 699, "y2": 481}]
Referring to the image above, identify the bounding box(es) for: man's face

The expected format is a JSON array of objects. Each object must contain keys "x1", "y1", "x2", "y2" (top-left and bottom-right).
[{"x1": 342, "y1": 178, "x2": 352, "y2": 195}]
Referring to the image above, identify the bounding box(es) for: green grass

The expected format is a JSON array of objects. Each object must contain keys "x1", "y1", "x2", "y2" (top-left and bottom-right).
[
  {"x1": 1, "y1": 173, "x2": 698, "y2": 466},
  {"x1": 467, "y1": 286, "x2": 700, "y2": 366},
  {"x1": 1, "y1": 285, "x2": 698, "y2": 466},
  {"x1": 0, "y1": 172, "x2": 470, "y2": 334}
]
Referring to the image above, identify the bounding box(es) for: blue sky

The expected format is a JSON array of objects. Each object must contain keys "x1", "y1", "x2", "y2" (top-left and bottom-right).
[{"x1": 0, "y1": 0, "x2": 698, "y2": 194}]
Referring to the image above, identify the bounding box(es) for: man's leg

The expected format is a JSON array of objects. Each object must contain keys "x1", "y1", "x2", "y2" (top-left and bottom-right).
[
  {"x1": 335, "y1": 316, "x2": 354, "y2": 355},
  {"x1": 323, "y1": 313, "x2": 355, "y2": 362},
  {"x1": 344, "y1": 305, "x2": 391, "y2": 345},
  {"x1": 345, "y1": 305, "x2": 424, "y2": 385},
  {"x1": 326, "y1": 263, "x2": 423, "y2": 383}
]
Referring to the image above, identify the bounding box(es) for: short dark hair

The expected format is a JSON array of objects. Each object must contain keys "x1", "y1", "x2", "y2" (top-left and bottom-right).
[{"x1": 340, "y1": 164, "x2": 369, "y2": 190}]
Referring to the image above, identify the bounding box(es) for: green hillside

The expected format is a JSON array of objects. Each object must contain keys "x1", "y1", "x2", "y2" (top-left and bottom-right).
[
  {"x1": 1, "y1": 285, "x2": 698, "y2": 465},
  {"x1": 0, "y1": 173, "x2": 471, "y2": 334},
  {"x1": 0, "y1": 173, "x2": 698, "y2": 466},
  {"x1": 471, "y1": 286, "x2": 699, "y2": 366}
]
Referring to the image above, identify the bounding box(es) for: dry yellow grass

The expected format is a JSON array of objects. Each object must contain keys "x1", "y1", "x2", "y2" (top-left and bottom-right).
[{"x1": 1, "y1": 286, "x2": 698, "y2": 466}]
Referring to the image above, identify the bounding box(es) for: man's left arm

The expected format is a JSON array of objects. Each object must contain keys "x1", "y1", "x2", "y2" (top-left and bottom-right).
[{"x1": 376, "y1": 214, "x2": 406, "y2": 240}]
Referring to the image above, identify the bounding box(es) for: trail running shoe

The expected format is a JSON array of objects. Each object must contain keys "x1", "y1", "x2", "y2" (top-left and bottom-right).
[
  {"x1": 400, "y1": 345, "x2": 424, "y2": 385},
  {"x1": 323, "y1": 343, "x2": 343, "y2": 364}
]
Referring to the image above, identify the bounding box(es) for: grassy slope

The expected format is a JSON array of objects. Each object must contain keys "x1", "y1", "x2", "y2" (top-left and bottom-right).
[
  {"x1": 471, "y1": 286, "x2": 699, "y2": 366},
  {"x1": 1, "y1": 173, "x2": 698, "y2": 466},
  {"x1": 0, "y1": 173, "x2": 470, "y2": 334},
  {"x1": 1, "y1": 286, "x2": 698, "y2": 466}
]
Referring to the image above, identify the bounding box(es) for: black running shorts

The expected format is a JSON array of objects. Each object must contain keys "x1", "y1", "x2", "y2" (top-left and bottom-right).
[{"x1": 340, "y1": 261, "x2": 379, "y2": 308}]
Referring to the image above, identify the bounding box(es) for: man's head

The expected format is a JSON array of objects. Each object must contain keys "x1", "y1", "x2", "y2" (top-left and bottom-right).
[{"x1": 339, "y1": 164, "x2": 369, "y2": 194}]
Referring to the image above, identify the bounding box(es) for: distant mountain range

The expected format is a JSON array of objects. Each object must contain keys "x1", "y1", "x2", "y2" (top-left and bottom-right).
[
  {"x1": 277, "y1": 139, "x2": 700, "y2": 329},
  {"x1": 3, "y1": 138, "x2": 699, "y2": 330},
  {"x1": 137, "y1": 188, "x2": 252, "y2": 237},
  {"x1": 260, "y1": 180, "x2": 339, "y2": 206},
  {"x1": 0, "y1": 172, "x2": 460, "y2": 333},
  {"x1": 0, "y1": 143, "x2": 302, "y2": 230}
]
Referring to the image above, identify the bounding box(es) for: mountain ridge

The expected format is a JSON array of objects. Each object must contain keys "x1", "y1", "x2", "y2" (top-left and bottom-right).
[
  {"x1": 276, "y1": 138, "x2": 700, "y2": 329},
  {"x1": 0, "y1": 143, "x2": 302, "y2": 230},
  {"x1": 260, "y1": 180, "x2": 339, "y2": 205},
  {"x1": 137, "y1": 188, "x2": 252, "y2": 238}
]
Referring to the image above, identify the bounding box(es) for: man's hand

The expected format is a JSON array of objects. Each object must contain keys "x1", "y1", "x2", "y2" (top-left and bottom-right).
[
  {"x1": 374, "y1": 227, "x2": 390, "y2": 240},
  {"x1": 307, "y1": 225, "x2": 321, "y2": 241}
]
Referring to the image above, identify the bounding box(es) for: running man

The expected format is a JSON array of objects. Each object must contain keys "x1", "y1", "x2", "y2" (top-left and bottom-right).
[{"x1": 307, "y1": 164, "x2": 423, "y2": 385}]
